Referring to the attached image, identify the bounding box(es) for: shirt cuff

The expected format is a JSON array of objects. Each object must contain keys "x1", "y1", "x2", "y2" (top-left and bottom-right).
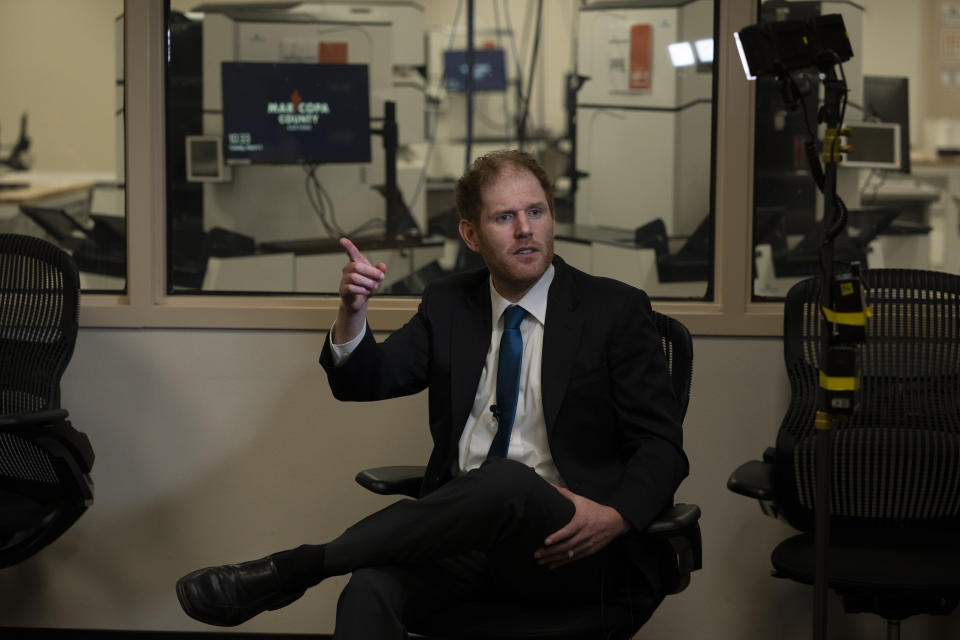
[{"x1": 328, "y1": 323, "x2": 365, "y2": 366}]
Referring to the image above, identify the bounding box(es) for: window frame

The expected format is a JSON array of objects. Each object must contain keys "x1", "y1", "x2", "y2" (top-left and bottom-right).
[{"x1": 79, "y1": 0, "x2": 780, "y2": 336}]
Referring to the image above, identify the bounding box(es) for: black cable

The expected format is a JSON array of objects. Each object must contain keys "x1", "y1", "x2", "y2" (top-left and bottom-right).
[
  {"x1": 304, "y1": 164, "x2": 345, "y2": 238},
  {"x1": 517, "y1": 0, "x2": 543, "y2": 148},
  {"x1": 303, "y1": 164, "x2": 341, "y2": 238},
  {"x1": 464, "y1": 0, "x2": 475, "y2": 171},
  {"x1": 492, "y1": 0, "x2": 512, "y2": 145},
  {"x1": 502, "y1": 0, "x2": 527, "y2": 139},
  {"x1": 823, "y1": 60, "x2": 849, "y2": 242},
  {"x1": 304, "y1": 164, "x2": 389, "y2": 238},
  {"x1": 789, "y1": 66, "x2": 850, "y2": 246},
  {"x1": 860, "y1": 168, "x2": 888, "y2": 200}
]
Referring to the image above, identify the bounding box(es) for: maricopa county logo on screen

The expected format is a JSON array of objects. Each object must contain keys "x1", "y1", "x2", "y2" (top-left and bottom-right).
[{"x1": 266, "y1": 90, "x2": 331, "y2": 131}]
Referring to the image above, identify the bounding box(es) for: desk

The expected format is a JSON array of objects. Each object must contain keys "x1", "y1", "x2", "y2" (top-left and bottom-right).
[
  {"x1": 0, "y1": 172, "x2": 102, "y2": 236},
  {"x1": 0, "y1": 172, "x2": 125, "y2": 291},
  {"x1": 860, "y1": 180, "x2": 941, "y2": 205},
  {"x1": 259, "y1": 233, "x2": 428, "y2": 256},
  {"x1": 0, "y1": 179, "x2": 96, "y2": 206},
  {"x1": 553, "y1": 223, "x2": 709, "y2": 298},
  {"x1": 203, "y1": 234, "x2": 445, "y2": 293}
]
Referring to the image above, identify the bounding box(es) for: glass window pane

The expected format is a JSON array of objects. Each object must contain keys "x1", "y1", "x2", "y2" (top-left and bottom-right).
[
  {"x1": 165, "y1": 1, "x2": 716, "y2": 300},
  {"x1": 751, "y1": 0, "x2": 960, "y2": 301},
  {"x1": 0, "y1": 0, "x2": 126, "y2": 293}
]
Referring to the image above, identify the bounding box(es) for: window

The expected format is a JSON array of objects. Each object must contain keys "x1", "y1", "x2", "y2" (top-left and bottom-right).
[
  {"x1": 84, "y1": 1, "x2": 777, "y2": 335},
  {"x1": 0, "y1": 0, "x2": 126, "y2": 293},
  {"x1": 751, "y1": 0, "x2": 960, "y2": 300},
  {"x1": 162, "y1": 1, "x2": 718, "y2": 302}
]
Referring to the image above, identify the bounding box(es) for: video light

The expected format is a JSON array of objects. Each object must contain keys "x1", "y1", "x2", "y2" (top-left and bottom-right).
[{"x1": 735, "y1": 13, "x2": 853, "y2": 80}]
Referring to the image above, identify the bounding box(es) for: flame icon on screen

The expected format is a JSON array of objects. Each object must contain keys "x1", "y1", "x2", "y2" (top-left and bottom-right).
[{"x1": 290, "y1": 89, "x2": 303, "y2": 113}]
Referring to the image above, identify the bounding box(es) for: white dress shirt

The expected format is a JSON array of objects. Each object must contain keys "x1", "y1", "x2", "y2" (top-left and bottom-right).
[
  {"x1": 328, "y1": 264, "x2": 562, "y2": 487},
  {"x1": 456, "y1": 265, "x2": 562, "y2": 486}
]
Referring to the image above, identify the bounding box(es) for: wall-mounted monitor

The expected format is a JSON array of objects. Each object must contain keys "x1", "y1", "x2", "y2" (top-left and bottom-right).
[
  {"x1": 221, "y1": 62, "x2": 371, "y2": 165},
  {"x1": 443, "y1": 49, "x2": 507, "y2": 92},
  {"x1": 842, "y1": 122, "x2": 902, "y2": 171}
]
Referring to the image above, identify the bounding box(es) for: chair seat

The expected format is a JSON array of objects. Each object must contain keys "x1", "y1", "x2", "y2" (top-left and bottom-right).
[
  {"x1": 409, "y1": 598, "x2": 650, "y2": 640},
  {"x1": 772, "y1": 531, "x2": 960, "y2": 608},
  {"x1": 0, "y1": 489, "x2": 55, "y2": 532}
]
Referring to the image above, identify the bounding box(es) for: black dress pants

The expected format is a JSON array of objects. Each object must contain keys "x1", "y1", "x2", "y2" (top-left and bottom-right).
[{"x1": 325, "y1": 458, "x2": 656, "y2": 640}]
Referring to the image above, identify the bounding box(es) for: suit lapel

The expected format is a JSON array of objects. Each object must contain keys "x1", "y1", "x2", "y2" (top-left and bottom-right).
[
  {"x1": 450, "y1": 275, "x2": 492, "y2": 443},
  {"x1": 541, "y1": 259, "x2": 584, "y2": 433}
]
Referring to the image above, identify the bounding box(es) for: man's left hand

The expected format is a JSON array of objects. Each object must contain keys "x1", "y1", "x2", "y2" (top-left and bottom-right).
[{"x1": 534, "y1": 486, "x2": 630, "y2": 569}]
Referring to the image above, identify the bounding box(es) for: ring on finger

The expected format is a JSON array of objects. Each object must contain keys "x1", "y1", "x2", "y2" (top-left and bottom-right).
[{"x1": 567, "y1": 549, "x2": 575, "y2": 559}]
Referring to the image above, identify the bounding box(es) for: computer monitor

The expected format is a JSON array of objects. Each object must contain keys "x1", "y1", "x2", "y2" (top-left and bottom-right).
[
  {"x1": 443, "y1": 49, "x2": 508, "y2": 92},
  {"x1": 221, "y1": 62, "x2": 371, "y2": 165},
  {"x1": 842, "y1": 122, "x2": 902, "y2": 171},
  {"x1": 862, "y1": 75, "x2": 910, "y2": 173}
]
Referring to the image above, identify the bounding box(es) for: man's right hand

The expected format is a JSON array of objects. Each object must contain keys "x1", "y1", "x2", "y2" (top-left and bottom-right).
[{"x1": 333, "y1": 237, "x2": 387, "y2": 344}]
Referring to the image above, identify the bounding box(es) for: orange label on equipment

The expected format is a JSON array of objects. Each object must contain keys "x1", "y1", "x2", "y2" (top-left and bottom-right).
[
  {"x1": 630, "y1": 24, "x2": 652, "y2": 90},
  {"x1": 319, "y1": 42, "x2": 348, "y2": 64}
]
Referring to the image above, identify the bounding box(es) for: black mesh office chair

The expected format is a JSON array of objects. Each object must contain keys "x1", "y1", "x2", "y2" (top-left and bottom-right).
[
  {"x1": 357, "y1": 311, "x2": 702, "y2": 639},
  {"x1": 728, "y1": 269, "x2": 960, "y2": 639},
  {"x1": 0, "y1": 233, "x2": 94, "y2": 568}
]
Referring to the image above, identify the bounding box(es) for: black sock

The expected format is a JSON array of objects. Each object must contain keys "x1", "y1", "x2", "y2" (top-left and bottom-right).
[{"x1": 269, "y1": 544, "x2": 326, "y2": 593}]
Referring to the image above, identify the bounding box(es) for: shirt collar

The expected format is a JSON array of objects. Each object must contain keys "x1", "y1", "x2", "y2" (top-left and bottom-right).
[{"x1": 489, "y1": 263, "x2": 555, "y2": 327}]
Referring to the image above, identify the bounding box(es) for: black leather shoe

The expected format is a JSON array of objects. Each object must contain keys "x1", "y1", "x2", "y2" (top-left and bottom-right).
[{"x1": 176, "y1": 557, "x2": 305, "y2": 626}]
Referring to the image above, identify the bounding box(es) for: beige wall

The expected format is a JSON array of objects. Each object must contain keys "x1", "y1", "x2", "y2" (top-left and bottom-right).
[
  {"x1": 0, "y1": 329, "x2": 957, "y2": 637},
  {"x1": 0, "y1": 0, "x2": 122, "y2": 173},
  {"x1": 923, "y1": 0, "x2": 960, "y2": 122}
]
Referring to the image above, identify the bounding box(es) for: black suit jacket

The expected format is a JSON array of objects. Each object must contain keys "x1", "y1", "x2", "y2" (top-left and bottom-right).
[{"x1": 320, "y1": 256, "x2": 688, "y2": 533}]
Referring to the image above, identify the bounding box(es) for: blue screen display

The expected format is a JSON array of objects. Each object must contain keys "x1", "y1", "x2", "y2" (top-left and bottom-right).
[
  {"x1": 221, "y1": 62, "x2": 371, "y2": 165},
  {"x1": 443, "y1": 49, "x2": 507, "y2": 92}
]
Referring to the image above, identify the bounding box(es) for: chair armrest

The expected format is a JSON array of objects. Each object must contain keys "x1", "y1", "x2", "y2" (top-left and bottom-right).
[
  {"x1": 728, "y1": 456, "x2": 781, "y2": 519},
  {"x1": 646, "y1": 503, "x2": 700, "y2": 536},
  {"x1": 356, "y1": 465, "x2": 425, "y2": 498},
  {"x1": 727, "y1": 459, "x2": 775, "y2": 500},
  {"x1": 0, "y1": 410, "x2": 94, "y2": 476},
  {"x1": 0, "y1": 409, "x2": 68, "y2": 429},
  {"x1": 645, "y1": 503, "x2": 702, "y2": 594}
]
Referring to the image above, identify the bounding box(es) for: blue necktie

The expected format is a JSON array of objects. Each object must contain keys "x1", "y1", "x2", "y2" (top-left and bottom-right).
[{"x1": 488, "y1": 305, "x2": 525, "y2": 458}]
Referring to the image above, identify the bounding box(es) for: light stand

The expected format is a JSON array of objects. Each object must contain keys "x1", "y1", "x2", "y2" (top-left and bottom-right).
[
  {"x1": 736, "y1": 14, "x2": 867, "y2": 640},
  {"x1": 371, "y1": 101, "x2": 418, "y2": 238},
  {"x1": 813, "y1": 65, "x2": 845, "y2": 640}
]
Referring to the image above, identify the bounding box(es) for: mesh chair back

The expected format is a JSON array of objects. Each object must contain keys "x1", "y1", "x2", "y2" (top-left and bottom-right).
[
  {"x1": 0, "y1": 233, "x2": 91, "y2": 568},
  {"x1": 653, "y1": 311, "x2": 693, "y2": 420},
  {"x1": 778, "y1": 269, "x2": 960, "y2": 531},
  {"x1": 0, "y1": 233, "x2": 80, "y2": 413}
]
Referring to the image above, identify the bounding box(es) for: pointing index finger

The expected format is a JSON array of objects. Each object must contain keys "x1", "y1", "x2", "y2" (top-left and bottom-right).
[{"x1": 339, "y1": 237, "x2": 370, "y2": 265}]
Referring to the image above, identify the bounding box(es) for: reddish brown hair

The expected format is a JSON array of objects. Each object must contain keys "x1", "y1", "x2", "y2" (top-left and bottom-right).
[{"x1": 455, "y1": 150, "x2": 555, "y2": 223}]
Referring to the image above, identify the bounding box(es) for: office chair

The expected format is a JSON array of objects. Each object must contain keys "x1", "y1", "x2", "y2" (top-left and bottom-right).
[
  {"x1": 357, "y1": 311, "x2": 702, "y2": 639},
  {"x1": 728, "y1": 268, "x2": 960, "y2": 639},
  {"x1": 0, "y1": 113, "x2": 31, "y2": 171},
  {"x1": 19, "y1": 205, "x2": 128, "y2": 281},
  {"x1": 0, "y1": 233, "x2": 94, "y2": 568},
  {"x1": 633, "y1": 217, "x2": 712, "y2": 283}
]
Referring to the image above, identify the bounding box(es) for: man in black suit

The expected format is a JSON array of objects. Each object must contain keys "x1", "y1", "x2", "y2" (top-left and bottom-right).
[{"x1": 176, "y1": 150, "x2": 688, "y2": 638}]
